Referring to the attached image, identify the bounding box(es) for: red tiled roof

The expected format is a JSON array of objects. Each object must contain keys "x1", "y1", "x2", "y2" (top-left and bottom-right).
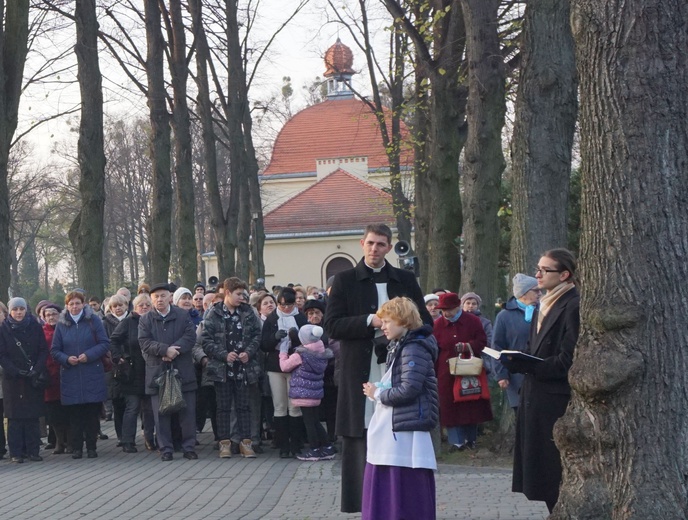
[
  {"x1": 263, "y1": 98, "x2": 414, "y2": 175},
  {"x1": 264, "y1": 169, "x2": 395, "y2": 235}
]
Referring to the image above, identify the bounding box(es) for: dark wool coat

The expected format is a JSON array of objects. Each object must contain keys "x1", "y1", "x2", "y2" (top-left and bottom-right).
[
  {"x1": 379, "y1": 325, "x2": 439, "y2": 433},
  {"x1": 138, "y1": 306, "x2": 197, "y2": 395},
  {"x1": 433, "y1": 311, "x2": 492, "y2": 427},
  {"x1": 260, "y1": 310, "x2": 308, "y2": 373},
  {"x1": 0, "y1": 317, "x2": 49, "y2": 419},
  {"x1": 324, "y1": 258, "x2": 432, "y2": 438},
  {"x1": 201, "y1": 302, "x2": 263, "y2": 384},
  {"x1": 51, "y1": 307, "x2": 110, "y2": 405},
  {"x1": 510, "y1": 287, "x2": 579, "y2": 506},
  {"x1": 110, "y1": 313, "x2": 147, "y2": 396},
  {"x1": 43, "y1": 323, "x2": 61, "y2": 403},
  {"x1": 489, "y1": 297, "x2": 530, "y2": 408},
  {"x1": 103, "y1": 312, "x2": 127, "y2": 399}
]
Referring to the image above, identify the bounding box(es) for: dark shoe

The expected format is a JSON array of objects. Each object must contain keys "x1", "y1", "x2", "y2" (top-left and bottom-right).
[
  {"x1": 253, "y1": 445, "x2": 264, "y2": 454},
  {"x1": 44, "y1": 443, "x2": 55, "y2": 450},
  {"x1": 230, "y1": 441, "x2": 240, "y2": 455},
  {"x1": 145, "y1": 439, "x2": 158, "y2": 452},
  {"x1": 65, "y1": 447, "x2": 74, "y2": 454},
  {"x1": 449, "y1": 443, "x2": 467, "y2": 453},
  {"x1": 161, "y1": 452, "x2": 173, "y2": 461},
  {"x1": 53, "y1": 446, "x2": 65, "y2": 455},
  {"x1": 98, "y1": 432, "x2": 109, "y2": 440},
  {"x1": 183, "y1": 451, "x2": 198, "y2": 460},
  {"x1": 72, "y1": 451, "x2": 83, "y2": 459},
  {"x1": 465, "y1": 441, "x2": 476, "y2": 450},
  {"x1": 122, "y1": 444, "x2": 138, "y2": 453},
  {"x1": 10, "y1": 457, "x2": 23, "y2": 463},
  {"x1": 279, "y1": 450, "x2": 292, "y2": 459},
  {"x1": 29, "y1": 455, "x2": 43, "y2": 462},
  {"x1": 87, "y1": 450, "x2": 98, "y2": 458}
]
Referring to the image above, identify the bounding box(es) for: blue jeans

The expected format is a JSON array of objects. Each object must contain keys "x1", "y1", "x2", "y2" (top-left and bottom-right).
[{"x1": 446, "y1": 424, "x2": 477, "y2": 446}]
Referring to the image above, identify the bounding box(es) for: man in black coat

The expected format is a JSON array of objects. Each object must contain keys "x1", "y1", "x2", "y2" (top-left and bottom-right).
[
  {"x1": 324, "y1": 224, "x2": 432, "y2": 513},
  {"x1": 139, "y1": 283, "x2": 198, "y2": 461}
]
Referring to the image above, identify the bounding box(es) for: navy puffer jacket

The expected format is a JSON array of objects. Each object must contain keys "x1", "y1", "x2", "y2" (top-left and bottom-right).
[{"x1": 379, "y1": 325, "x2": 439, "y2": 432}]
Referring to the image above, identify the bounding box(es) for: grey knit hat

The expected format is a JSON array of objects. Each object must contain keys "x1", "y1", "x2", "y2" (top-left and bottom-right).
[
  {"x1": 461, "y1": 292, "x2": 482, "y2": 307},
  {"x1": 298, "y1": 325, "x2": 324, "y2": 346},
  {"x1": 8, "y1": 297, "x2": 27, "y2": 311},
  {"x1": 512, "y1": 273, "x2": 539, "y2": 299}
]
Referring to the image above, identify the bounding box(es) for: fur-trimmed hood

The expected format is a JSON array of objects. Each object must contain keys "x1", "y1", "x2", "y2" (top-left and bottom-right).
[{"x1": 58, "y1": 304, "x2": 98, "y2": 327}]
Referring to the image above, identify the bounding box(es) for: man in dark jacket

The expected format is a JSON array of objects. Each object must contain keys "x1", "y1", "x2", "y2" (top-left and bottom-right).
[
  {"x1": 139, "y1": 283, "x2": 198, "y2": 461},
  {"x1": 324, "y1": 223, "x2": 433, "y2": 513}
]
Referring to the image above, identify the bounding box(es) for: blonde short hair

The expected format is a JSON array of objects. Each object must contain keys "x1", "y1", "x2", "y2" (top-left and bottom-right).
[
  {"x1": 133, "y1": 294, "x2": 152, "y2": 308},
  {"x1": 108, "y1": 294, "x2": 128, "y2": 308},
  {"x1": 376, "y1": 297, "x2": 422, "y2": 330}
]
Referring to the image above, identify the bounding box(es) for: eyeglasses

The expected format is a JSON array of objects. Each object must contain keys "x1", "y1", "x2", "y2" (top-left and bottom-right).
[
  {"x1": 534, "y1": 267, "x2": 562, "y2": 276},
  {"x1": 278, "y1": 302, "x2": 294, "y2": 308}
]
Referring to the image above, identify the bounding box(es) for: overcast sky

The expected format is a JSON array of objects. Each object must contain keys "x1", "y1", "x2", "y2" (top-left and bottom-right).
[{"x1": 18, "y1": 0, "x2": 390, "y2": 167}]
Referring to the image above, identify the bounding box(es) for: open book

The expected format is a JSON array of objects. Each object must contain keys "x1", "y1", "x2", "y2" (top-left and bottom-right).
[{"x1": 482, "y1": 346, "x2": 543, "y2": 363}]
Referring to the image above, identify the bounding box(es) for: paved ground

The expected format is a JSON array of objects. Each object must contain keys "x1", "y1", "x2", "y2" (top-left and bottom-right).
[{"x1": 0, "y1": 422, "x2": 548, "y2": 520}]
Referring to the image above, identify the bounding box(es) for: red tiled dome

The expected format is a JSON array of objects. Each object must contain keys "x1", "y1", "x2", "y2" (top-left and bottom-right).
[
  {"x1": 324, "y1": 38, "x2": 355, "y2": 76},
  {"x1": 263, "y1": 98, "x2": 414, "y2": 176}
]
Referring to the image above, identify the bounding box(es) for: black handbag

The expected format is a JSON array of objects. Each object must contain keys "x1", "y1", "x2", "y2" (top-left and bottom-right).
[{"x1": 12, "y1": 336, "x2": 50, "y2": 389}]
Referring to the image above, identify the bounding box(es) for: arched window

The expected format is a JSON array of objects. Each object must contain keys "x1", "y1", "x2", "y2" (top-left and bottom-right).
[{"x1": 325, "y1": 256, "x2": 354, "y2": 281}]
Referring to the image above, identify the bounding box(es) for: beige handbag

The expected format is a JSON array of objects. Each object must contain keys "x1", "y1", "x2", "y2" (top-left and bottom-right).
[{"x1": 447, "y1": 343, "x2": 484, "y2": 376}]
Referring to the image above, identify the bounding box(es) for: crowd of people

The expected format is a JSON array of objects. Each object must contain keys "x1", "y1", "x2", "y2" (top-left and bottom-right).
[{"x1": 0, "y1": 223, "x2": 579, "y2": 519}]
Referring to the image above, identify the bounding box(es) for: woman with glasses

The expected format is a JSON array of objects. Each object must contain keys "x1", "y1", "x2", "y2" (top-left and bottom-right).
[
  {"x1": 489, "y1": 274, "x2": 541, "y2": 412},
  {"x1": 506, "y1": 249, "x2": 580, "y2": 513},
  {"x1": 260, "y1": 287, "x2": 307, "y2": 458}
]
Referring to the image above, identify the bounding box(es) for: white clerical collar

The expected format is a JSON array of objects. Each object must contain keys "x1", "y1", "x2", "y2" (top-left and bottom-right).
[{"x1": 365, "y1": 260, "x2": 386, "y2": 273}]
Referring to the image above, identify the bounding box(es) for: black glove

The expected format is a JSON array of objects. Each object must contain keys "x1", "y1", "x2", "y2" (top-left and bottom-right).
[
  {"x1": 288, "y1": 327, "x2": 300, "y2": 343},
  {"x1": 275, "y1": 330, "x2": 288, "y2": 340}
]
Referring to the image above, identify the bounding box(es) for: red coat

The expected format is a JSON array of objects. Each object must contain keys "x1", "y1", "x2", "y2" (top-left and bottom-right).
[
  {"x1": 433, "y1": 312, "x2": 492, "y2": 426},
  {"x1": 43, "y1": 323, "x2": 61, "y2": 403}
]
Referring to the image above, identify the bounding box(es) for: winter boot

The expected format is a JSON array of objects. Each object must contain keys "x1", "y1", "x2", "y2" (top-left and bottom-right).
[
  {"x1": 288, "y1": 415, "x2": 304, "y2": 457},
  {"x1": 273, "y1": 416, "x2": 290, "y2": 458}
]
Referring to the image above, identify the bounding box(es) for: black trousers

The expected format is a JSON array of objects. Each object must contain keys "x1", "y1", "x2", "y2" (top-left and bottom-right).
[
  {"x1": 340, "y1": 435, "x2": 367, "y2": 513},
  {"x1": 7, "y1": 418, "x2": 41, "y2": 458},
  {"x1": 301, "y1": 406, "x2": 328, "y2": 449},
  {"x1": 66, "y1": 402, "x2": 101, "y2": 452}
]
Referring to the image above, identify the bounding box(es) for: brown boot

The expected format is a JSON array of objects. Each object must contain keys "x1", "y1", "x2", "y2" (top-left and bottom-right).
[
  {"x1": 218, "y1": 440, "x2": 232, "y2": 458},
  {"x1": 240, "y1": 439, "x2": 256, "y2": 458}
]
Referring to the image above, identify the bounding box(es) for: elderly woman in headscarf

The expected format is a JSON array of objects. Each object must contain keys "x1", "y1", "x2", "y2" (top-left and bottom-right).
[{"x1": 0, "y1": 297, "x2": 49, "y2": 463}]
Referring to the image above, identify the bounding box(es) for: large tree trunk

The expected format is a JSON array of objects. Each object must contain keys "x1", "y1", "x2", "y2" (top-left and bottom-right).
[
  {"x1": 167, "y1": 0, "x2": 198, "y2": 288},
  {"x1": 0, "y1": 2, "x2": 29, "y2": 299},
  {"x1": 460, "y1": 0, "x2": 506, "y2": 320},
  {"x1": 509, "y1": 0, "x2": 577, "y2": 276},
  {"x1": 70, "y1": 0, "x2": 106, "y2": 298},
  {"x1": 145, "y1": 0, "x2": 172, "y2": 284},
  {"x1": 553, "y1": 1, "x2": 688, "y2": 518},
  {"x1": 384, "y1": 0, "x2": 467, "y2": 293}
]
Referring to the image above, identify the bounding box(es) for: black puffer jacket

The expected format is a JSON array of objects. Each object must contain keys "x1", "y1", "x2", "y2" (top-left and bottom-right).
[
  {"x1": 110, "y1": 313, "x2": 146, "y2": 396},
  {"x1": 379, "y1": 325, "x2": 439, "y2": 432}
]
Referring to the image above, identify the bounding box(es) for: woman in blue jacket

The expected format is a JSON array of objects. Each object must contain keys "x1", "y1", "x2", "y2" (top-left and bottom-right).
[
  {"x1": 51, "y1": 291, "x2": 109, "y2": 459},
  {"x1": 361, "y1": 297, "x2": 439, "y2": 520}
]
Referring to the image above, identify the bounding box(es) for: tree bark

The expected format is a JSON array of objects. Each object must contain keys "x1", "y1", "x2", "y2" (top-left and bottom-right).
[
  {"x1": 145, "y1": 0, "x2": 172, "y2": 284},
  {"x1": 0, "y1": 1, "x2": 29, "y2": 299},
  {"x1": 383, "y1": 0, "x2": 467, "y2": 292},
  {"x1": 70, "y1": 0, "x2": 106, "y2": 299},
  {"x1": 553, "y1": 1, "x2": 688, "y2": 518},
  {"x1": 166, "y1": 0, "x2": 198, "y2": 288},
  {"x1": 459, "y1": 0, "x2": 506, "y2": 320},
  {"x1": 509, "y1": 0, "x2": 577, "y2": 276}
]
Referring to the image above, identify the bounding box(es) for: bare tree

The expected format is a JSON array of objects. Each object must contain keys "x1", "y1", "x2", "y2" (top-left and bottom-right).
[
  {"x1": 69, "y1": 0, "x2": 106, "y2": 298},
  {"x1": 459, "y1": 0, "x2": 507, "y2": 320},
  {"x1": 0, "y1": 2, "x2": 30, "y2": 298},
  {"x1": 508, "y1": 0, "x2": 577, "y2": 275},
  {"x1": 553, "y1": 1, "x2": 688, "y2": 517}
]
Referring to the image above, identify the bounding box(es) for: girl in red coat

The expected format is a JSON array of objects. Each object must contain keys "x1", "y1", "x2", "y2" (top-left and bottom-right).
[{"x1": 433, "y1": 292, "x2": 492, "y2": 450}]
